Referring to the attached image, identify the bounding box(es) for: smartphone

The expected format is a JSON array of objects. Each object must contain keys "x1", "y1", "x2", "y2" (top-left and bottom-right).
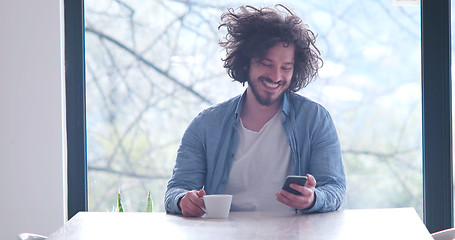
[{"x1": 281, "y1": 175, "x2": 308, "y2": 195}]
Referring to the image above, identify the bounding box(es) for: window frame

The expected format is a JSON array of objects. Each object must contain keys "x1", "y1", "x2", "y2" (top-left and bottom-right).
[
  {"x1": 64, "y1": 0, "x2": 453, "y2": 232},
  {"x1": 421, "y1": 0, "x2": 453, "y2": 233},
  {"x1": 64, "y1": 0, "x2": 87, "y2": 219}
]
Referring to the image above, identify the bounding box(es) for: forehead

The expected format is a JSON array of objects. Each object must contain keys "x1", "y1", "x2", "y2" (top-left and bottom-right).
[{"x1": 261, "y1": 42, "x2": 295, "y2": 63}]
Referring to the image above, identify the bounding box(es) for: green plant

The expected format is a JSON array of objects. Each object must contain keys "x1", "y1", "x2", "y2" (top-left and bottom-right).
[
  {"x1": 146, "y1": 191, "x2": 153, "y2": 212},
  {"x1": 117, "y1": 191, "x2": 124, "y2": 212},
  {"x1": 116, "y1": 191, "x2": 153, "y2": 212}
]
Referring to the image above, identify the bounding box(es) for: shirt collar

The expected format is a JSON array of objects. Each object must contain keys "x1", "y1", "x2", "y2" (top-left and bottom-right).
[
  {"x1": 282, "y1": 91, "x2": 291, "y2": 120},
  {"x1": 234, "y1": 91, "x2": 246, "y2": 123},
  {"x1": 234, "y1": 90, "x2": 292, "y2": 122}
]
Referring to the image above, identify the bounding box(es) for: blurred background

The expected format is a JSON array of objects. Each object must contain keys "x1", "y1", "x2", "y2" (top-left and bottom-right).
[{"x1": 84, "y1": 0, "x2": 422, "y2": 215}]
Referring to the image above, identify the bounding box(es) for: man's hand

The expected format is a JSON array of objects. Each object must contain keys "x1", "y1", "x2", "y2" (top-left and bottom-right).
[
  {"x1": 180, "y1": 189, "x2": 206, "y2": 217},
  {"x1": 276, "y1": 174, "x2": 316, "y2": 210}
]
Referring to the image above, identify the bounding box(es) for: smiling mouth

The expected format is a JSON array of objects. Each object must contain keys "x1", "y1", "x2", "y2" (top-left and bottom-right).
[{"x1": 261, "y1": 78, "x2": 281, "y2": 89}]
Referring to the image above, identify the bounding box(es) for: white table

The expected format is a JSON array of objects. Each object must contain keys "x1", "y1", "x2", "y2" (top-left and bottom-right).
[{"x1": 47, "y1": 208, "x2": 432, "y2": 239}]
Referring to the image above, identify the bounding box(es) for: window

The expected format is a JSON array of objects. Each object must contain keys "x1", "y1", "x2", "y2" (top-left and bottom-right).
[
  {"x1": 84, "y1": 0, "x2": 422, "y2": 214},
  {"x1": 66, "y1": 0, "x2": 452, "y2": 233}
]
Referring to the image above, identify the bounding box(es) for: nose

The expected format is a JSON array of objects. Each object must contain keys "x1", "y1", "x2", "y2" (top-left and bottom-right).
[{"x1": 268, "y1": 66, "x2": 281, "y2": 82}]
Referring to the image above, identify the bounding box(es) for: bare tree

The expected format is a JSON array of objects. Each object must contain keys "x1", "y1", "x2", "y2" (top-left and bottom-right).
[{"x1": 85, "y1": 0, "x2": 422, "y2": 213}]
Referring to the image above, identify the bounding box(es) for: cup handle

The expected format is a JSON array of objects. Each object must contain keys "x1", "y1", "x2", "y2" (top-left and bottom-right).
[
  {"x1": 200, "y1": 206, "x2": 207, "y2": 213},
  {"x1": 200, "y1": 197, "x2": 206, "y2": 213}
]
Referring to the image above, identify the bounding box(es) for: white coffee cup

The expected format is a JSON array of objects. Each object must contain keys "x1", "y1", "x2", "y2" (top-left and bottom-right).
[{"x1": 202, "y1": 194, "x2": 232, "y2": 219}]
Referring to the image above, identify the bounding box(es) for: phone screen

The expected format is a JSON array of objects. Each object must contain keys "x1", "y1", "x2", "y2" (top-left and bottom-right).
[{"x1": 281, "y1": 175, "x2": 307, "y2": 195}]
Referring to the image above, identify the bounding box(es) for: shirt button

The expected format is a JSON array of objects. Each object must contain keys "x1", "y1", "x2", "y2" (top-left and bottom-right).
[
  {"x1": 221, "y1": 180, "x2": 227, "y2": 184},
  {"x1": 230, "y1": 153, "x2": 234, "y2": 158}
]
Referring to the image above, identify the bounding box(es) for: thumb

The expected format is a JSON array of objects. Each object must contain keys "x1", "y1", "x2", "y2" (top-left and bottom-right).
[
  {"x1": 305, "y1": 174, "x2": 317, "y2": 188},
  {"x1": 197, "y1": 189, "x2": 206, "y2": 197}
]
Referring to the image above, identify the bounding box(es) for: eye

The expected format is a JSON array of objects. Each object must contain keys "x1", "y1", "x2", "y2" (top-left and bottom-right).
[
  {"x1": 282, "y1": 66, "x2": 293, "y2": 71},
  {"x1": 261, "y1": 62, "x2": 272, "y2": 67}
]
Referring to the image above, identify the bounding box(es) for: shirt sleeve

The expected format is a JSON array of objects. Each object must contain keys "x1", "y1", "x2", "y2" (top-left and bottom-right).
[
  {"x1": 299, "y1": 107, "x2": 346, "y2": 213},
  {"x1": 165, "y1": 115, "x2": 207, "y2": 214}
]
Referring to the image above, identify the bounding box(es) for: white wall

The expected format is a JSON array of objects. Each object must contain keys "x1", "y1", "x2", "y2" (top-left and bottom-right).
[{"x1": 0, "y1": 0, "x2": 66, "y2": 239}]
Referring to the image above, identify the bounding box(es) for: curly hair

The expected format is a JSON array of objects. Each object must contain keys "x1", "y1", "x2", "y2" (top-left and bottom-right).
[{"x1": 218, "y1": 5, "x2": 323, "y2": 92}]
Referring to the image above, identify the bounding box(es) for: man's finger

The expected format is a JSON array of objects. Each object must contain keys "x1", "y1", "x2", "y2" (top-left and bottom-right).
[
  {"x1": 181, "y1": 190, "x2": 206, "y2": 217},
  {"x1": 183, "y1": 205, "x2": 205, "y2": 217},
  {"x1": 190, "y1": 195, "x2": 204, "y2": 207},
  {"x1": 289, "y1": 183, "x2": 306, "y2": 195},
  {"x1": 305, "y1": 174, "x2": 316, "y2": 188},
  {"x1": 197, "y1": 189, "x2": 206, "y2": 197},
  {"x1": 182, "y1": 200, "x2": 205, "y2": 217},
  {"x1": 278, "y1": 189, "x2": 294, "y2": 200}
]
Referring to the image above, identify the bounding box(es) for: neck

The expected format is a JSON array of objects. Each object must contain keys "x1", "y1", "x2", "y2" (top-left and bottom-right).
[{"x1": 240, "y1": 89, "x2": 283, "y2": 132}]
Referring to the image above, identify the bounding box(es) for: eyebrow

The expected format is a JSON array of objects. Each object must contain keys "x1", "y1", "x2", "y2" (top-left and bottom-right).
[{"x1": 262, "y1": 58, "x2": 294, "y2": 65}]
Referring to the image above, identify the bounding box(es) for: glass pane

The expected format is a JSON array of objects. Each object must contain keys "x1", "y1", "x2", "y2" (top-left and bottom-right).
[{"x1": 85, "y1": 0, "x2": 422, "y2": 214}]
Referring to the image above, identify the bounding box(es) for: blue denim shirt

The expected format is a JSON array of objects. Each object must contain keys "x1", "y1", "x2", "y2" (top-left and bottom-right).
[{"x1": 165, "y1": 91, "x2": 346, "y2": 214}]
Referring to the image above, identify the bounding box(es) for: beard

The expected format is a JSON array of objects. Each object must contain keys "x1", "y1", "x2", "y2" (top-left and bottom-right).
[{"x1": 247, "y1": 77, "x2": 288, "y2": 106}]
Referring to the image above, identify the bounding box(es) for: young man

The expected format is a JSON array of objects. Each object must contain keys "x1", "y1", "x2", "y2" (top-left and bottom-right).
[{"x1": 165, "y1": 5, "x2": 345, "y2": 216}]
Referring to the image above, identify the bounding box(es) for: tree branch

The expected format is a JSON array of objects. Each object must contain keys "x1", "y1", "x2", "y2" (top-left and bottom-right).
[
  {"x1": 86, "y1": 27, "x2": 213, "y2": 105},
  {"x1": 89, "y1": 165, "x2": 170, "y2": 180}
]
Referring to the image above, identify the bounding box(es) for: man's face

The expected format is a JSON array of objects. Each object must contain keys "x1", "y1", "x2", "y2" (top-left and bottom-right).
[{"x1": 247, "y1": 42, "x2": 295, "y2": 106}]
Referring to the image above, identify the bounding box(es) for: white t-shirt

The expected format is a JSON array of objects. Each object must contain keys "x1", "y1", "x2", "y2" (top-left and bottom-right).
[{"x1": 224, "y1": 110, "x2": 293, "y2": 211}]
